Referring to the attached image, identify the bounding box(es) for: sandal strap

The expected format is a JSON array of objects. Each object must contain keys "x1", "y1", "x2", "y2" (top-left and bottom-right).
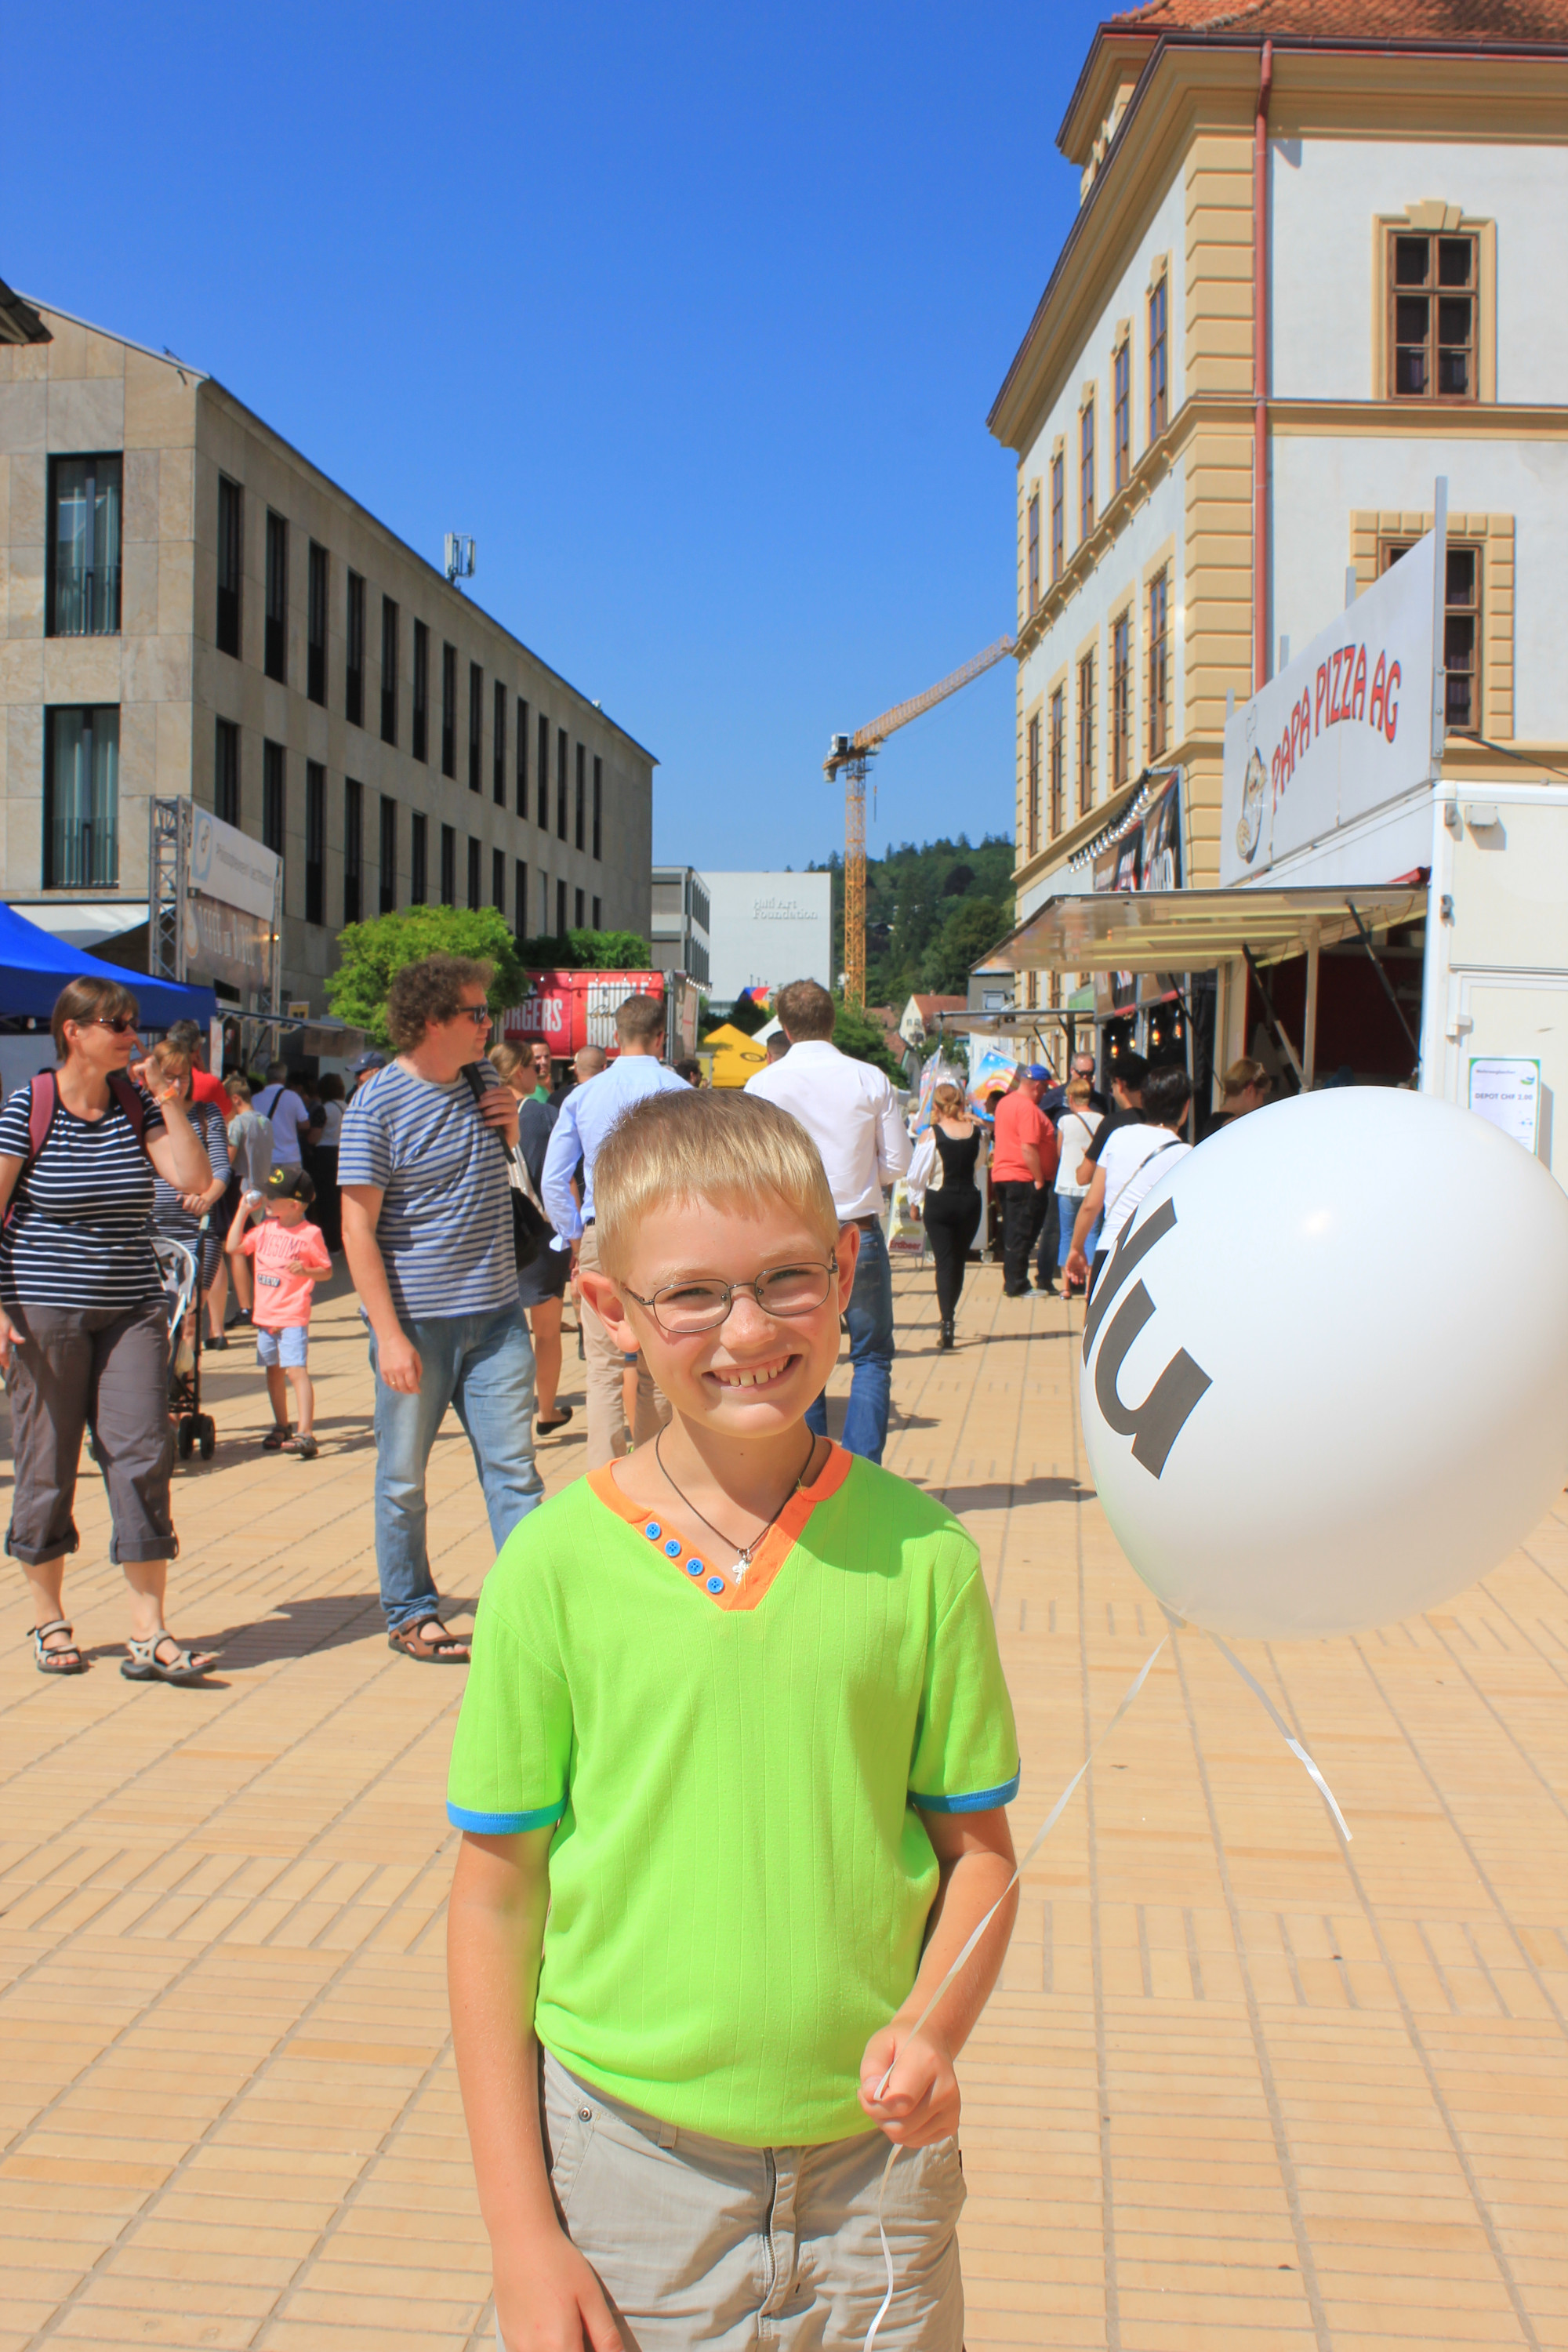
[{"x1": 30, "y1": 1619, "x2": 74, "y2": 1642}]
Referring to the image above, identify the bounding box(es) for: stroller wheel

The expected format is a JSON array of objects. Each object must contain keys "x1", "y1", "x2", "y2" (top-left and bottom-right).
[
  {"x1": 198, "y1": 1417, "x2": 216, "y2": 1461},
  {"x1": 177, "y1": 1416, "x2": 196, "y2": 1461}
]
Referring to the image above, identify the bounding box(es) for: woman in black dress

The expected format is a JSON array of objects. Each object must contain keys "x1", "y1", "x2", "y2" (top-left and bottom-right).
[
  {"x1": 915, "y1": 1081, "x2": 989, "y2": 1352},
  {"x1": 492, "y1": 1043, "x2": 574, "y2": 1438}
]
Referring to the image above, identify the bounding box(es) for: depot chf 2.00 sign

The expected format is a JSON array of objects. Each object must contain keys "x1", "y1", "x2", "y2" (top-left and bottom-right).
[{"x1": 1220, "y1": 531, "x2": 1437, "y2": 884}]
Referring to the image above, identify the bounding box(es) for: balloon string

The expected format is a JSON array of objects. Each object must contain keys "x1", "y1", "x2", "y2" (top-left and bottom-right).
[
  {"x1": 1204, "y1": 1628, "x2": 1352, "y2": 1842},
  {"x1": 862, "y1": 1637, "x2": 1167, "y2": 2352}
]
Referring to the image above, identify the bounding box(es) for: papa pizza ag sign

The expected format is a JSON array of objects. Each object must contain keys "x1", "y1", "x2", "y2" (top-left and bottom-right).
[{"x1": 1221, "y1": 531, "x2": 1437, "y2": 884}]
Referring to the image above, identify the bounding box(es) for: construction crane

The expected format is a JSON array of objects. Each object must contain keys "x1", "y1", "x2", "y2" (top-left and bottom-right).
[{"x1": 824, "y1": 635, "x2": 1015, "y2": 1008}]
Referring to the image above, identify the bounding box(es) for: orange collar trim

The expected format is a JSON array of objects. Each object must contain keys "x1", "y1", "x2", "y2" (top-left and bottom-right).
[{"x1": 589, "y1": 1441, "x2": 853, "y2": 1613}]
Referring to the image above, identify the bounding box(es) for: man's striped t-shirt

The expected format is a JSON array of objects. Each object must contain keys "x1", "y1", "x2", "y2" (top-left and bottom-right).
[
  {"x1": 0, "y1": 1080, "x2": 167, "y2": 1312},
  {"x1": 339, "y1": 1059, "x2": 515, "y2": 1322}
]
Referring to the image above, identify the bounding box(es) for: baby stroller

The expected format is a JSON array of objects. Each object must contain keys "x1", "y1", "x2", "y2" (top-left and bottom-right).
[{"x1": 154, "y1": 1232, "x2": 216, "y2": 1461}]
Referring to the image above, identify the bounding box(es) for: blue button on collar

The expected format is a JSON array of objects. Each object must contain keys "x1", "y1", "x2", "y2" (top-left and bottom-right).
[
  {"x1": 687, "y1": 1558, "x2": 704, "y2": 1578},
  {"x1": 644, "y1": 1521, "x2": 661, "y2": 1541},
  {"x1": 706, "y1": 1575, "x2": 726, "y2": 1595},
  {"x1": 665, "y1": 1537, "x2": 682, "y2": 1558}
]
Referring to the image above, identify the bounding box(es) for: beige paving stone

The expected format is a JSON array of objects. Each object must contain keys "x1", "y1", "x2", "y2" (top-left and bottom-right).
[{"x1": 2, "y1": 1269, "x2": 1567, "y2": 2346}]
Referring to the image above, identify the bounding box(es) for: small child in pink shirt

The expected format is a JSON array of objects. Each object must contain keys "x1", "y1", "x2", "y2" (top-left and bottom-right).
[{"x1": 226, "y1": 1165, "x2": 332, "y2": 1459}]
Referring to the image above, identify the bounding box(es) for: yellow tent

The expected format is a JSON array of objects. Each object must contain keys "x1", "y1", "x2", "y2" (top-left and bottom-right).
[{"x1": 702, "y1": 1022, "x2": 768, "y2": 1089}]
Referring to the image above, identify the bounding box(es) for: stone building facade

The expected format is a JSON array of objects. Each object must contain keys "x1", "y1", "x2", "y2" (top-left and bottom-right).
[{"x1": 0, "y1": 299, "x2": 655, "y2": 1012}]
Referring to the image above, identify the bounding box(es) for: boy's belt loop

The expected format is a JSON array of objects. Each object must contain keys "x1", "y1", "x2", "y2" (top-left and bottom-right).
[{"x1": 656, "y1": 2117, "x2": 677, "y2": 2150}]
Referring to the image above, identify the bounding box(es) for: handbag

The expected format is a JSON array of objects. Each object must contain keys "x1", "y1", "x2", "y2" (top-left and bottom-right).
[{"x1": 460, "y1": 1065, "x2": 547, "y2": 1271}]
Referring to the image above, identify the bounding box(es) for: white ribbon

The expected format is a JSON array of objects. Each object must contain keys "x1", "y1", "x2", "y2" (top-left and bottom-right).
[
  {"x1": 1203, "y1": 1627, "x2": 1352, "y2": 1842},
  {"x1": 862, "y1": 1638, "x2": 1167, "y2": 2351}
]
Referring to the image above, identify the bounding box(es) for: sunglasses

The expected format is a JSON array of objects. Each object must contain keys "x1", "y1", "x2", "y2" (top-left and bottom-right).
[
  {"x1": 453, "y1": 1005, "x2": 494, "y2": 1026},
  {"x1": 87, "y1": 1016, "x2": 139, "y2": 1036}
]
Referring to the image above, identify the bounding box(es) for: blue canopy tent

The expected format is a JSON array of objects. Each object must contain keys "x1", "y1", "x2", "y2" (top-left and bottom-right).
[{"x1": 0, "y1": 902, "x2": 216, "y2": 1028}]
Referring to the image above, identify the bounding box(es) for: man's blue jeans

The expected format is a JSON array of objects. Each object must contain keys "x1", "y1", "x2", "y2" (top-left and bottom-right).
[
  {"x1": 368, "y1": 1307, "x2": 544, "y2": 1632},
  {"x1": 806, "y1": 1219, "x2": 895, "y2": 1465}
]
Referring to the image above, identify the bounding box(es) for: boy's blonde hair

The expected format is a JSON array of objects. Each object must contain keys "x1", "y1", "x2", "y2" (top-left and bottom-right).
[{"x1": 593, "y1": 1088, "x2": 839, "y2": 1279}]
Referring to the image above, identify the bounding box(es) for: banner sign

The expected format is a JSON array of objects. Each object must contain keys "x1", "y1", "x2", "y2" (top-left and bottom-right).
[
  {"x1": 1221, "y1": 532, "x2": 1436, "y2": 884},
  {"x1": 190, "y1": 808, "x2": 279, "y2": 919},
  {"x1": 187, "y1": 892, "x2": 274, "y2": 991},
  {"x1": 1094, "y1": 771, "x2": 1184, "y2": 1014},
  {"x1": 1468, "y1": 1057, "x2": 1541, "y2": 1155}
]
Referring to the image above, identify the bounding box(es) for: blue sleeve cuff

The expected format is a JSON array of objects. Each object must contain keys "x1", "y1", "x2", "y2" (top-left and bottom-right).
[
  {"x1": 910, "y1": 1770, "x2": 1021, "y2": 1815},
  {"x1": 447, "y1": 1798, "x2": 567, "y2": 1834}
]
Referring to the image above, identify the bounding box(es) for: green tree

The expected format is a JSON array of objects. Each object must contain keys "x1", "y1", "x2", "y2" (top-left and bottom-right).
[
  {"x1": 516, "y1": 928, "x2": 652, "y2": 971},
  {"x1": 831, "y1": 995, "x2": 903, "y2": 1081},
  {"x1": 326, "y1": 906, "x2": 527, "y2": 1045},
  {"x1": 920, "y1": 897, "x2": 1007, "y2": 994},
  {"x1": 810, "y1": 833, "x2": 1015, "y2": 1008}
]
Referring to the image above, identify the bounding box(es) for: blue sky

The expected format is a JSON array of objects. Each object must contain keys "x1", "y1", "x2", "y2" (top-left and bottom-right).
[{"x1": 7, "y1": 1, "x2": 1107, "y2": 874}]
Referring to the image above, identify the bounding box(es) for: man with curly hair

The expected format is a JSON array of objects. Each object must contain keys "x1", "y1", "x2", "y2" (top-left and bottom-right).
[{"x1": 340, "y1": 954, "x2": 543, "y2": 1661}]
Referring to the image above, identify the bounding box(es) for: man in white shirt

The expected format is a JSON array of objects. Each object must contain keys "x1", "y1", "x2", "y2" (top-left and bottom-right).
[
  {"x1": 746, "y1": 978, "x2": 911, "y2": 1462},
  {"x1": 253, "y1": 1062, "x2": 311, "y2": 1168},
  {"x1": 540, "y1": 993, "x2": 689, "y2": 1468},
  {"x1": 1066, "y1": 1064, "x2": 1193, "y2": 1299}
]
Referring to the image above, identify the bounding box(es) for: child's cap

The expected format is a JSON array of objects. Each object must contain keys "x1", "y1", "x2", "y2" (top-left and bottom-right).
[{"x1": 264, "y1": 1164, "x2": 316, "y2": 1206}]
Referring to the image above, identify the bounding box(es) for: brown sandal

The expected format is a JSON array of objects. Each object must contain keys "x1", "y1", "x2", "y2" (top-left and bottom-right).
[
  {"x1": 29, "y1": 1620, "x2": 85, "y2": 1675},
  {"x1": 388, "y1": 1617, "x2": 470, "y2": 1663}
]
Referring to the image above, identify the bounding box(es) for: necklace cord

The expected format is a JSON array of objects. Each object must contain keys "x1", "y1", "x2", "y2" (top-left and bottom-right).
[{"x1": 653, "y1": 1430, "x2": 818, "y2": 1567}]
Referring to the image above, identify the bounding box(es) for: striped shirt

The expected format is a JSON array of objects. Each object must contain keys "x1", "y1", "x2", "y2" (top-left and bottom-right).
[
  {"x1": 152, "y1": 1102, "x2": 230, "y2": 1238},
  {"x1": 0, "y1": 1079, "x2": 168, "y2": 1312},
  {"x1": 339, "y1": 1058, "x2": 514, "y2": 1321}
]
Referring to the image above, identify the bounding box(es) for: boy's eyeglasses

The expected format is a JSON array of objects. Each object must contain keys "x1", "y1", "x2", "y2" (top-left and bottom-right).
[{"x1": 622, "y1": 1259, "x2": 839, "y2": 1336}]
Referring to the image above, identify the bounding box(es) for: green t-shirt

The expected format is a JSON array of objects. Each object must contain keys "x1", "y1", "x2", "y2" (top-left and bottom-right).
[{"x1": 447, "y1": 1443, "x2": 1020, "y2": 2147}]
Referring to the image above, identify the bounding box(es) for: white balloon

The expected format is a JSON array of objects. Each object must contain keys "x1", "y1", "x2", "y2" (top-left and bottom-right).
[{"x1": 1080, "y1": 1088, "x2": 1568, "y2": 1639}]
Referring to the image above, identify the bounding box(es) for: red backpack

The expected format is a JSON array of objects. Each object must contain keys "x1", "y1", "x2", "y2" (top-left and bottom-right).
[{"x1": 5, "y1": 1069, "x2": 151, "y2": 1224}]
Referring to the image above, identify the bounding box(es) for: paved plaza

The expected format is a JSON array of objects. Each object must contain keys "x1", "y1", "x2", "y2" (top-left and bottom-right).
[{"x1": 2, "y1": 1259, "x2": 1567, "y2": 2351}]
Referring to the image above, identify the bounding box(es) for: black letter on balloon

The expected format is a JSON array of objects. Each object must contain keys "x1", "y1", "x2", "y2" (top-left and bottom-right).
[
  {"x1": 1093, "y1": 1280, "x2": 1212, "y2": 1479},
  {"x1": 1082, "y1": 1194, "x2": 1178, "y2": 1362}
]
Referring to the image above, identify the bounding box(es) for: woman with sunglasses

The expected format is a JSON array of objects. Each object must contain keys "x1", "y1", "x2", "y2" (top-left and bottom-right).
[{"x1": 0, "y1": 977, "x2": 218, "y2": 1681}]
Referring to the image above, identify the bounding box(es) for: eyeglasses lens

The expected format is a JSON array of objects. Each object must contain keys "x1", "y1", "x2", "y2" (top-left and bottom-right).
[{"x1": 652, "y1": 1265, "x2": 833, "y2": 1334}]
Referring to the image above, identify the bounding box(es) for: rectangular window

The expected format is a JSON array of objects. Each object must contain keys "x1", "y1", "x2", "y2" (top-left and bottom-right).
[
  {"x1": 214, "y1": 718, "x2": 240, "y2": 827},
  {"x1": 1112, "y1": 344, "x2": 1130, "y2": 494},
  {"x1": 592, "y1": 755, "x2": 603, "y2": 860},
  {"x1": 1111, "y1": 614, "x2": 1131, "y2": 788},
  {"x1": 1050, "y1": 453, "x2": 1064, "y2": 583},
  {"x1": 1148, "y1": 277, "x2": 1168, "y2": 440},
  {"x1": 536, "y1": 714, "x2": 549, "y2": 828},
  {"x1": 466, "y1": 662, "x2": 482, "y2": 792},
  {"x1": 493, "y1": 846, "x2": 506, "y2": 914},
  {"x1": 343, "y1": 777, "x2": 363, "y2": 924},
  {"x1": 556, "y1": 877, "x2": 568, "y2": 936},
  {"x1": 1388, "y1": 230, "x2": 1478, "y2": 401},
  {"x1": 412, "y1": 619, "x2": 429, "y2": 762},
  {"x1": 380, "y1": 597, "x2": 399, "y2": 745},
  {"x1": 411, "y1": 810, "x2": 428, "y2": 906},
  {"x1": 49, "y1": 455, "x2": 122, "y2": 637},
  {"x1": 307, "y1": 541, "x2": 328, "y2": 705},
  {"x1": 1026, "y1": 492, "x2": 1040, "y2": 616},
  {"x1": 1080, "y1": 401, "x2": 1095, "y2": 540},
  {"x1": 467, "y1": 835, "x2": 481, "y2": 911},
  {"x1": 1383, "y1": 537, "x2": 1482, "y2": 731},
  {"x1": 216, "y1": 476, "x2": 243, "y2": 658},
  {"x1": 575, "y1": 743, "x2": 586, "y2": 850},
  {"x1": 440, "y1": 822, "x2": 456, "y2": 906},
  {"x1": 1049, "y1": 688, "x2": 1065, "y2": 837},
  {"x1": 1149, "y1": 569, "x2": 1169, "y2": 758},
  {"x1": 557, "y1": 729, "x2": 568, "y2": 839},
  {"x1": 515, "y1": 859, "x2": 528, "y2": 935},
  {"x1": 45, "y1": 706, "x2": 119, "y2": 887},
  {"x1": 540, "y1": 869, "x2": 550, "y2": 932},
  {"x1": 1076, "y1": 652, "x2": 1095, "y2": 815},
  {"x1": 441, "y1": 642, "x2": 457, "y2": 777},
  {"x1": 592, "y1": 895, "x2": 601, "y2": 930},
  {"x1": 575, "y1": 887, "x2": 586, "y2": 929},
  {"x1": 1026, "y1": 713, "x2": 1041, "y2": 856},
  {"x1": 306, "y1": 761, "x2": 325, "y2": 924},
  {"x1": 346, "y1": 571, "x2": 365, "y2": 727},
  {"x1": 264, "y1": 511, "x2": 288, "y2": 683},
  {"x1": 379, "y1": 794, "x2": 397, "y2": 914},
  {"x1": 494, "y1": 681, "x2": 506, "y2": 806},
  {"x1": 263, "y1": 739, "x2": 285, "y2": 857},
  {"x1": 516, "y1": 697, "x2": 528, "y2": 816}
]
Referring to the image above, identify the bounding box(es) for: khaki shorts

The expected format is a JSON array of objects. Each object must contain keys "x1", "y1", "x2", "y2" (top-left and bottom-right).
[{"x1": 518, "y1": 2048, "x2": 966, "y2": 2350}]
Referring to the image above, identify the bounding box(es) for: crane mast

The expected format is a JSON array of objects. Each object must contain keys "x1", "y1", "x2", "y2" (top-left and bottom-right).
[{"x1": 824, "y1": 633, "x2": 1014, "y2": 1009}]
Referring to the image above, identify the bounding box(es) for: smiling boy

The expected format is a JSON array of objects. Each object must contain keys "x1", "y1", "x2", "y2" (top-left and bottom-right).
[{"x1": 446, "y1": 1089, "x2": 1020, "y2": 2350}]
